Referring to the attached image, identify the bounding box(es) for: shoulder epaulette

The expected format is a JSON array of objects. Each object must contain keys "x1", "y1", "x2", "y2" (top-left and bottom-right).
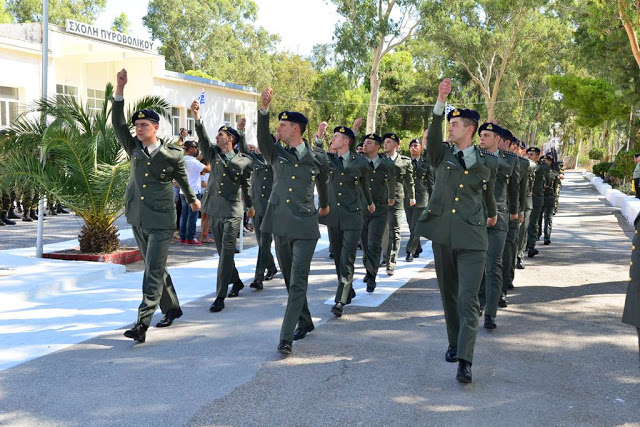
[
  {"x1": 503, "y1": 150, "x2": 518, "y2": 158},
  {"x1": 166, "y1": 143, "x2": 181, "y2": 151},
  {"x1": 478, "y1": 147, "x2": 490, "y2": 156}
]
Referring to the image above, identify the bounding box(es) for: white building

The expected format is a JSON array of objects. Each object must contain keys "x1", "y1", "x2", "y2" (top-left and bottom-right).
[{"x1": 0, "y1": 21, "x2": 258, "y2": 143}]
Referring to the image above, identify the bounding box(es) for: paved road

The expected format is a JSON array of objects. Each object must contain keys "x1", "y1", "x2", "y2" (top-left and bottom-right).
[{"x1": 0, "y1": 171, "x2": 637, "y2": 426}]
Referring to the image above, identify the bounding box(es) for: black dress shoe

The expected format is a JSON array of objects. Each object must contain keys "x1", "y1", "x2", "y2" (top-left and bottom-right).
[
  {"x1": 516, "y1": 257, "x2": 525, "y2": 269},
  {"x1": 331, "y1": 302, "x2": 344, "y2": 317},
  {"x1": 249, "y1": 280, "x2": 264, "y2": 290},
  {"x1": 264, "y1": 268, "x2": 278, "y2": 281},
  {"x1": 278, "y1": 340, "x2": 292, "y2": 355},
  {"x1": 293, "y1": 323, "x2": 315, "y2": 341},
  {"x1": 345, "y1": 288, "x2": 356, "y2": 305},
  {"x1": 8, "y1": 208, "x2": 19, "y2": 219},
  {"x1": 386, "y1": 268, "x2": 394, "y2": 276},
  {"x1": 498, "y1": 296, "x2": 508, "y2": 308},
  {"x1": 124, "y1": 323, "x2": 148, "y2": 343},
  {"x1": 527, "y1": 247, "x2": 538, "y2": 258},
  {"x1": 456, "y1": 360, "x2": 472, "y2": 383},
  {"x1": 228, "y1": 280, "x2": 244, "y2": 298},
  {"x1": 155, "y1": 307, "x2": 183, "y2": 328},
  {"x1": 405, "y1": 253, "x2": 414, "y2": 262},
  {"x1": 484, "y1": 315, "x2": 497, "y2": 329},
  {"x1": 544, "y1": 240, "x2": 551, "y2": 245},
  {"x1": 366, "y1": 278, "x2": 376, "y2": 293},
  {"x1": 210, "y1": 297, "x2": 225, "y2": 312},
  {"x1": 445, "y1": 345, "x2": 458, "y2": 363},
  {"x1": 380, "y1": 260, "x2": 387, "y2": 267}
]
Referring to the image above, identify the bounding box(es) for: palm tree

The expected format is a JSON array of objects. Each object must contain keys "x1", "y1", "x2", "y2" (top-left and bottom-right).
[{"x1": 0, "y1": 83, "x2": 172, "y2": 253}]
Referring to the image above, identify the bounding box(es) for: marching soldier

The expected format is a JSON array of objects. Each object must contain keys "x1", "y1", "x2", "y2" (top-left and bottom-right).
[
  {"x1": 361, "y1": 133, "x2": 396, "y2": 292},
  {"x1": 404, "y1": 136, "x2": 434, "y2": 261},
  {"x1": 191, "y1": 101, "x2": 253, "y2": 313},
  {"x1": 381, "y1": 132, "x2": 415, "y2": 275},
  {"x1": 257, "y1": 88, "x2": 330, "y2": 355},
  {"x1": 541, "y1": 155, "x2": 560, "y2": 245},
  {"x1": 0, "y1": 190, "x2": 16, "y2": 226},
  {"x1": 478, "y1": 124, "x2": 520, "y2": 330},
  {"x1": 237, "y1": 119, "x2": 278, "y2": 290},
  {"x1": 416, "y1": 78, "x2": 498, "y2": 383},
  {"x1": 319, "y1": 126, "x2": 375, "y2": 318},
  {"x1": 526, "y1": 147, "x2": 549, "y2": 258},
  {"x1": 113, "y1": 69, "x2": 200, "y2": 343},
  {"x1": 624, "y1": 212, "x2": 640, "y2": 360},
  {"x1": 516, "y1": 141, "x2": 536, "y2": 269}
]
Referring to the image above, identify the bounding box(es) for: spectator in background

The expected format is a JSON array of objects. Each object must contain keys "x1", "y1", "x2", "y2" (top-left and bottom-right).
[
  {"x1": 200, "y1": 160, "x2": 214, "y2": 243},
  {"x1": 177, "y1": 128, "x2": 189, "y2": 146},
  {"x1": 633, "y1": 154, "x2": 640, "y2": 199},
  {"x1": 179, "y1": 140, "x2": 210, "y2": 245}
]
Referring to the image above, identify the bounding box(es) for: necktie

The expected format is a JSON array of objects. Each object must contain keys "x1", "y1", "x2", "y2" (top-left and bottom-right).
[
  {"x1": 339, "y1": 157, "x2": 344, "y2": 167},
  {"x1": 456, "y1": 150, "x2": 466, "y2": 170},
  {"x1": 369, "y1": 160, "x2": 374, "y2": 169},
  {"x1": 143, "y1": 146, "x2": 150, "y2": 157},
  {"x1": 412, "y1": 158, "x2": 417, "y2": 170},
  {"x1": 286, "y1": 146, "x2": 298, "y2": 160}
]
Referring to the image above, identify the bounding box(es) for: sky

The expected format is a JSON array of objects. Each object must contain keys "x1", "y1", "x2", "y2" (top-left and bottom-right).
[{"x1": 94, "y1": 0, "x2": 340, "y2": 56}]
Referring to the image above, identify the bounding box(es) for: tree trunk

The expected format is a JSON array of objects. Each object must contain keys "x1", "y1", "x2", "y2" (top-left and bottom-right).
[{"x1": 366, "y1": 46, "x2": 383, "y2": 134}]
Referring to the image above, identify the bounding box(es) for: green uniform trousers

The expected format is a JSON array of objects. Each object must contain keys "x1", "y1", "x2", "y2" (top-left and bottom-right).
[
  {"x1": 1, "y1": 191, "x2": 11, "y2": 213},
  {"x1": 275, "y1": 235, "x2": 317, "y2": 342},
  {"x1": 517, "y1": 208, "x2": 532, "y2": 259},
  {"x1": 382, "y1": 207, "x2": 403, "y2": 269},
  {"x1": 433, "y1": 243, "x2": 486, "y2": 363},
  {"x1": 543, "y1": 204, "x2": 554, "y2": 241},
  {"x1": 527, "y1": 205, "x2": 544, "y2": 249},
  {"x1": 479, "y1": 226, "x2": 507, "y2": 317},
  {"x1": 211, "y1": 216, "x2": 242, "y2": 299},
  {"x1": 405, "y1": 206, "x2": 426, "y2": 255},
  {"x1": 253, "y1": 213, "x2": 276, "y2": 281},
  {"x1": 132, "y1": 226, "x2": 180, "y2": 327},
  {"x1": 361, "y1": 214, "x2": 387, "y2": 279},
  {"x1": 501, "y1": 218, "x2": 520, "y2": 297},
  {"x1": 328, "y1": 226, "x2": 361, "y2": 304}
]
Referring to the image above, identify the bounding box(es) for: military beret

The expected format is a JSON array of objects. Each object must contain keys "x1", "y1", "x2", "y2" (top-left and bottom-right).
[
  {"x1": 478, "y1": 122, "x2": 504, "y2": 137},
  {"x1": 409, "y1": 138, "x2": 422, "y2": 146},
  {"x1": 132, "y1": 109, "x2": 160, "y2": 124},
  {"x1": 218, "y1": 125, "x2": 240, "y2": 142},
  {"x1": 356, "y1": 142, "x2": 364, "y2": 148},
  {"x1": 526, "y1": 147, "x2": 541, "y2": 154},
  {"x1": 519, "y1": 140, "x2": 527, "y2": 149},
  {"x1": 510, "y1": 136, "x2": 520, "y2": 146},
  {"x1": 334, "y1": 126, "x2": 355, "y2": 141},
  {"x1": 382, "y1": 133, "x2": 400, "y2": 144},
  {"x1": 278, "y1": 111, "x2": 308, "y2": 125},
  {"x1": 363, "y1": 133, "x2": 382, "y2": 144},
  {"x1": 501, "y1": 128, "x2": 514, "y2": 141},
  {"x1": 447, "y1": 108, "x2": 480, "y2": 123}
]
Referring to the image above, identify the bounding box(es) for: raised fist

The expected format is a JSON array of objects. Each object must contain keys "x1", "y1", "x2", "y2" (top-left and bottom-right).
[
  {"x1": 353, "y1": 117, "x2": 363, "y2": 131},
  {"x1": 116, "y1": 69, "x2": 128, "y2": 87},
  {"x1": 438, "y1": 78, "x2": 451, "y2": 102},
  {"x1": 261, "y1": 88, "x2": 273, "y2": 111},
  {"x1": 190, "y1": 100, "x2": 200, "y2": 120}
]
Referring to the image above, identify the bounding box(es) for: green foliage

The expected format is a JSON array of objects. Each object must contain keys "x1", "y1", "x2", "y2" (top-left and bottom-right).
[
  {"x1": 549, "y1": 75, "x2": 629, "y2": 127},
  {"x1": 588, "y1": 147, "x2": 605, "y2": 160},
  {"x1": 111, "y1": 12, "x2": 130, "y2": 34},
  {"x1": 0, "y1": 86, "x2": 170, "y2": 253},
  {"x1": 6, "y1": 0, "x2": 106, "y2": 25},
  {"x1": 185, "y1": 69, "x2": 219, "y2": 81},
  {"x1": 0, "y1": 0, "x2": 12, "y2": 23},
  {"x1": 592, "y1": 161, "x2": 612, "y2": 178},
  {"x1": 610, "y1": 150, "x2": 636, "y2": 180}
]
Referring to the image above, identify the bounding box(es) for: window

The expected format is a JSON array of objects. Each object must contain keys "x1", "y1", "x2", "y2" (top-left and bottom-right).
[
  {"x1": 87, "y1": 88, "x2": 105, "y2": 114},
  {"x1": 186, "y1": 109, "x2": 195, "y2": 135},
  {"x1": 171, "y1": 107, "x2": 181, "y2": 136},
  {"x1": 223, "y1": 113, "x2": 232, "y2": 127},
  {"x1": 56, "y1": 84, "x2": 78, "y2": 103},
  {"x1": 235, "y1": 114, "x2": 244, "y2": 126},
  {"x1": 0, "y1": 86, "x2": 19, "y2": 128}
]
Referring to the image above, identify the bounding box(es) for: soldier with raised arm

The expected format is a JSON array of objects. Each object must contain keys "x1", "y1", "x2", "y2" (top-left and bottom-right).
[
  {"x1": 113, "y1": 69, "x2": 200, "y2": 343},
  {"x1": 415, "y1": 78, "x2": 498, "y2": 383},
  {"x1": 257, "y1": 88, "x2": 330, "y2": 355},
  {"x1": 191, "y1": 100, "x2": 253, "y2": 313}
]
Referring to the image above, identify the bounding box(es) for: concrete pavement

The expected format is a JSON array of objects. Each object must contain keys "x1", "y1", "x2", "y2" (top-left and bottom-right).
[{"x1": 0, "y1": 171, "x2": 637, "y2": 426}]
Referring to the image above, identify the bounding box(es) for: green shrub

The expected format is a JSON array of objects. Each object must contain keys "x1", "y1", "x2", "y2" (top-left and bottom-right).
[
  {"x1": 614, "y1": 150, "x2": 635, "y2": 179},
  {"x1": 592, "y1": 162, "x2": 612, "y2": 178},
  {"x1": 588, "y1": 147, "x2": 605, "y2": 161}
]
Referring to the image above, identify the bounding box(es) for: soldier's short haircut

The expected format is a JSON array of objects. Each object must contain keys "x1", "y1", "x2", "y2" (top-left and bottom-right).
[
  {"x1": 462, "y1": 117, "x2": 479, "y2": 136},
  {"x1": 295, "y1": 122, "x2": 306, "y2": 135}
]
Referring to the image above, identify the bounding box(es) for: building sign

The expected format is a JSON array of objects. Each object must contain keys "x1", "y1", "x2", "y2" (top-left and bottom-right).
[{"x1": 65, "y1": 20, "x2": 154, "y2": 51}]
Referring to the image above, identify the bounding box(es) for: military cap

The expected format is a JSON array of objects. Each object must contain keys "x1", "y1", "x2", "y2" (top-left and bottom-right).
[
  {"x1": 478, "y1": 122, "x2": 504, "y2": 137},
  {"x1": 334, "y1": 126, "x2": 356, "y2": 141},
  {"x1": 132, "y1": 109, "x2": 160, "y2": 124},
  {"x1": 501, "y1": 128, "x2": 515, "y2": 141},
  {"x1": 218, "y1": 125, "x2": 240, "y2": 142},
  {"x1": 409, "y1": 138, "x2": 422, "y2": 146},
  {"x1": 278, "y1": 111, "x2": 308, "y2": 125},
  {"x1": 382, "y1": 132, "x2": 401, "y2": 144},
  {"x1": 363, "y1": 133, "x2": 383, "y2": 144},
  {"x1": 510, "y1": 136, "x2": 520, "y2": 146},
  {"x1": 356, "y1": 142, "x2": 364, "y2": 148},
  {"x1": 519, "y1": 140, "x2": 527, "y2": 149},
  {"x1": 447, "y1": 108, "x2": 480, "y2": 122}
]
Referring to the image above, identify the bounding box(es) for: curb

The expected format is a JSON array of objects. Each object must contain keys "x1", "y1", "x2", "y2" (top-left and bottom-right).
[{"x1": 582, "y1": 171, "x2": 640, "y2": 225}]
